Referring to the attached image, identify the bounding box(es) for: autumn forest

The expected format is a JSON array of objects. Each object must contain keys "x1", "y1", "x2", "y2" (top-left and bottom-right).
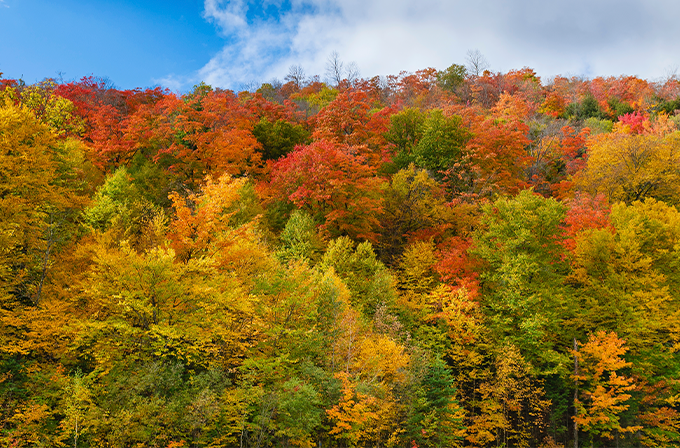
[{"x1": 1, "y1": 62, "x2": 680, "y2": 448}]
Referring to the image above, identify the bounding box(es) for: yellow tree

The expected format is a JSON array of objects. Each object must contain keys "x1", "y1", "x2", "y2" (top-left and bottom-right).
[
  {"x1": 568, "y1": 198, "x2": 680, "y2": 351},
  {"x1": 0, "y1": 97, "x2": 71, "y2": 305},
  {"x1": 465, "y1": 344, "x2": 551, "y2": 448},
  {"x1": 573, "y1": 331, "x2": 641, "y2": 441},
  {"x1": 577, "y1": 132, "x2": 680, "y2": 206},
  {"x1": 168, "y1": 173, "x2": 273, "y2": 286}
]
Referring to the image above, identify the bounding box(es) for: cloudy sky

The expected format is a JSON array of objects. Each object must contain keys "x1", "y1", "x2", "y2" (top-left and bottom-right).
[{"x1": 1, "y1": 0, "x2": 678, "y2": 91}]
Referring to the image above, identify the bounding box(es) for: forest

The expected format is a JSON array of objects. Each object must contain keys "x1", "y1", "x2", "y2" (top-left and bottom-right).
[{"x1": 1, "y1": 61, "x2": 680, "y2": 448}]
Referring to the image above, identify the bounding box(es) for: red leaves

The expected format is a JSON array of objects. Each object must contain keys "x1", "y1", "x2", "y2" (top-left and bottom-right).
[
  {"x1": 453, "y1": 103, "x2": 531, "y2": 198},
  {"x1": 561, "y1": 194, "x2": 612, "y2": 254},
  {"x1": 618, "y1": 111, "x2": 649, "y2": 134},
  {"x1": 125, "y1": 90, "x2": 262, "y2": 182},
  {"x1": 270, "y1": 141, "x2": 385, "y2": 242}
]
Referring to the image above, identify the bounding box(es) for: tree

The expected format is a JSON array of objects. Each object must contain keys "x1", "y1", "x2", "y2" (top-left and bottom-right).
[
  {"x1": 451, "y1": 102, "x2": 531, "y2": 198},
  {"x1": 384, "y1": 108, "x2": 426, "y2": 163},
  {"x1": 573, "y1": 331, "x2": 641, "y2": 442},
  {"x1": 125, "y1": 89, "x2": 262, "y2": 186},
  {"x1": 325, "y1": 51, "x2": 359, "y2": 87},
  {"x1": 285, "y1": 65, "x2": 307, "y2": 89},
  {"x1": 270, "y1": 141, "x2": 385, "y2": 242},
  {"x1": 568, "y1": 198, "x2": 680, "y2": 352},
  {"x1": 438, "y1": 64, "x2": 467, "y2": 93},
  {"x1": 326, "y1": 51, "x2": 346, "y2": 87},
  {"x1": 565, "y1": 94, "x2": 606, "y2": 120},
  {"x1": 0, "y1": 97, "x2": 72, "y2": 305},
  {"x1": 577, "y1": 132, "x2": 680, "y2": 206},
  {"x1": 8, "y1": 81, "x2": 85, "y2": 137},
  {"x1": 60, "y1": 370, "x2": 93, "y2": 448},
  {"x1": 276, "y1": 210, "x2": 324, "y2": 264},
  {"x1": 378, "y1": 165, "x2": 456, "y2": 264},
  {"x1": 406, "y1": 357, "x2": 465, "y2": 448},
  {"x1": 82, "y1": 237, "x2": 254, "y2": 369},
  {"x1": 312, "y1": 89, "x2": 391, "y2": 161},
  {"x1": 465, "y1": 49, "x2": 490, "y2": 77},
  {"x1": 413, "y1": 110, "x2": 471, "y2": 179},
  {"x1": 466, "y1": 344, "x2": 551, "y2": 448},
  {"x1": 251, "y1": 117, "x2": 309, "y2": 161},
  {"x1": 472, "y1": 190, "x2": 569, "y2": 370},
  {"x1": 168, "y1": 173, "x2": 271, "y2": 283},
  {"x1": 320, "y1": 236, "x2": 397, "y2": 316}
]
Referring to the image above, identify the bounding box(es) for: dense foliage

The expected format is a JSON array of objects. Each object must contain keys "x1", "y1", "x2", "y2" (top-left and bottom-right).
[{"x1": 1, "y1": 66, "x2": 680, "y2": 448}]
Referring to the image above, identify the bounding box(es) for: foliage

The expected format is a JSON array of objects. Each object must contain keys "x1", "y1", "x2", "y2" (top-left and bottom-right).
[
  {"x1": 573, "y1": 331, "x2": 641, "y2": 440},
  {"x1": 3, "y1": 63, "x2": 680, "y2": 448},
  {"x1": 270, "y1": 140, "x2": 385, "y2": 242},
  {"x1": 252, "y1": 116, "x2": 310, "y2": 161}
]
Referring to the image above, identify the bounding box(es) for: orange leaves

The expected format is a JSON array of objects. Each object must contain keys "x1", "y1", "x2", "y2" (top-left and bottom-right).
[
  {"x1": 168, "y1": 174, "x2": 247, "y2": 260},
  {"x1": 270, "y1": 141, "x2": 385, "y2": 242},
  {"x1": 561, "y1": 193, "x2": 612, "y2": 254},
  {"x1": 313, "y1": 90, "x2": 372, "y2": 146},
  {"x1": 451, "y1": 103, "x2": 531, "y2": 198},
  {"x1": 311, "y1": 89, "x2": 393, "y2": 166},
  {"x1": 575, "y1": 332, "x2": 630, "y2": 380},
  {"x1": 326, "y1": 372, "x2": 380, "y2": 446},
  {"x1": 126, "y1": 90, "x2": 262, "y2": 183},
  {"x1": 573, "y1": 331, "x2": 641, "y2": 439},
  {"x1": 168, "y1": 174, "x2": 272, "y2": 282},
  {"x1": 539, "y1": 91, "x2": 568, "y2": 118},
  {"x1": 87, "y1": 103, "x2": 135, "y2": 168},
  {"x1": 435, "y1": 236, "x2": 480, "y2": 299}
]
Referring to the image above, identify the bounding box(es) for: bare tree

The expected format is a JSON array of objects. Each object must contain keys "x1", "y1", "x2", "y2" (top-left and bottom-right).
[
  {"x1": 466, "y1": 49, "x2": 490, "y2": 77},
  {"x1": 346, "y1": 61, "x2": 360, "y2": 85},
  {"x1": 285, "y1": 64, "x2": 306, "y2": 88},
  {"x1": 325, "y1": 51, "x2": 345, "y2": 86},
  {"x1": 325, "y1": 51, "x2": 361, "y2": 87}
]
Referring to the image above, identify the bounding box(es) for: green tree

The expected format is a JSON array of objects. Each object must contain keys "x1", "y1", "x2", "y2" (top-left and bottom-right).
[
  {"x1": 252, "y1": 117, "x2": 310, "y2": 161},
  {"x1": 276, "y1": 209, "x2": 324, "y2": 264},
  {"x1": 413, "y1": 110, "x2": 471, "y2": 179},
  {"x1": 472, "y1": 190, "x2": 569, "y2": 372},
  {"x1": 407, "y1": 357, "x2": 464, "y2": 447},
  {"x1": 320, "y1": 236, "x2": 397, "y2": 317},
  {"x1": 385, "y1": 107, "x2": 426, "y2": 168},
  {"x1": 437, "y1": 64, "x2": 467, "y2": 93}
]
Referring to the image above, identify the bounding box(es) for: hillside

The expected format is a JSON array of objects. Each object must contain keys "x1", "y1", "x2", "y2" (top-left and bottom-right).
[{"x1": 1, "y1": 67, "x2": 679, "y2": 447}]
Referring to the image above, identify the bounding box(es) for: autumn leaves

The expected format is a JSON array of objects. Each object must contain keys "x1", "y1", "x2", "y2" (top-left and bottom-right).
[{"x1": 1, "y1": 66, "x2": 680, "y2": 447}]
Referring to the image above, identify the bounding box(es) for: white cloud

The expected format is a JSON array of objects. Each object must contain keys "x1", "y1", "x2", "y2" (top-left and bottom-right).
[{"x1": 188, "y1": 0, "x2": 680, "y2": 90}]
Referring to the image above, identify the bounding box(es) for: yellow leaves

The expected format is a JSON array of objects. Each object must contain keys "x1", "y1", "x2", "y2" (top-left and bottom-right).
[
  {"x1": 573, "y1": 331, "x2": 641, "y2": 439},
  {"x1": 6, "y1": 402, "x2": 53, "y2": 447},
  {"x1": 398, "y1": 240, "x2": 440, "y2": 311},
  {"x1": 82, "y1": 233, "x2": 255, "y2": 369},
  {"x1": 354, "y1": 334, "x2": 409, "y2": 385},
  {"x1": 0, "y1": 96, "x2": 82, "y2": 357},
  {"x1": 8, "y1": 80, "x2": 84, "y2": 136},
  {"x1": 569, "y1": 198, "x2": 680, "y2": 351},
  {"x1": 465, "y1": 344, "x2": 551, "y2": 448},
  {"x1": 168, "y1": 173, "x2": 274, "y2": 283},
  {"x1": 577, "y1": 132, "x2": 680, "y2": 205},
  {"x1": 427, "y1": 284, "x2": 483, "y2": 348}
]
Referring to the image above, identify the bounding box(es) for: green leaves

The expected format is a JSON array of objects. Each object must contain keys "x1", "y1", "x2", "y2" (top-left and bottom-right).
[{"x1": 472, "y1": 190, "x2": 568, "y2": 371}]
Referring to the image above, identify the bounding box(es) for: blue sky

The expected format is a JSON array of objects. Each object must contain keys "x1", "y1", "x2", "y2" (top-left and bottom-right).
[
  {"x1": 1, "y1": 0, "x2": 679, "y2": 92},
  {"x1": 0, "y1": 0, "x2": 222, "y2": 89}
]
